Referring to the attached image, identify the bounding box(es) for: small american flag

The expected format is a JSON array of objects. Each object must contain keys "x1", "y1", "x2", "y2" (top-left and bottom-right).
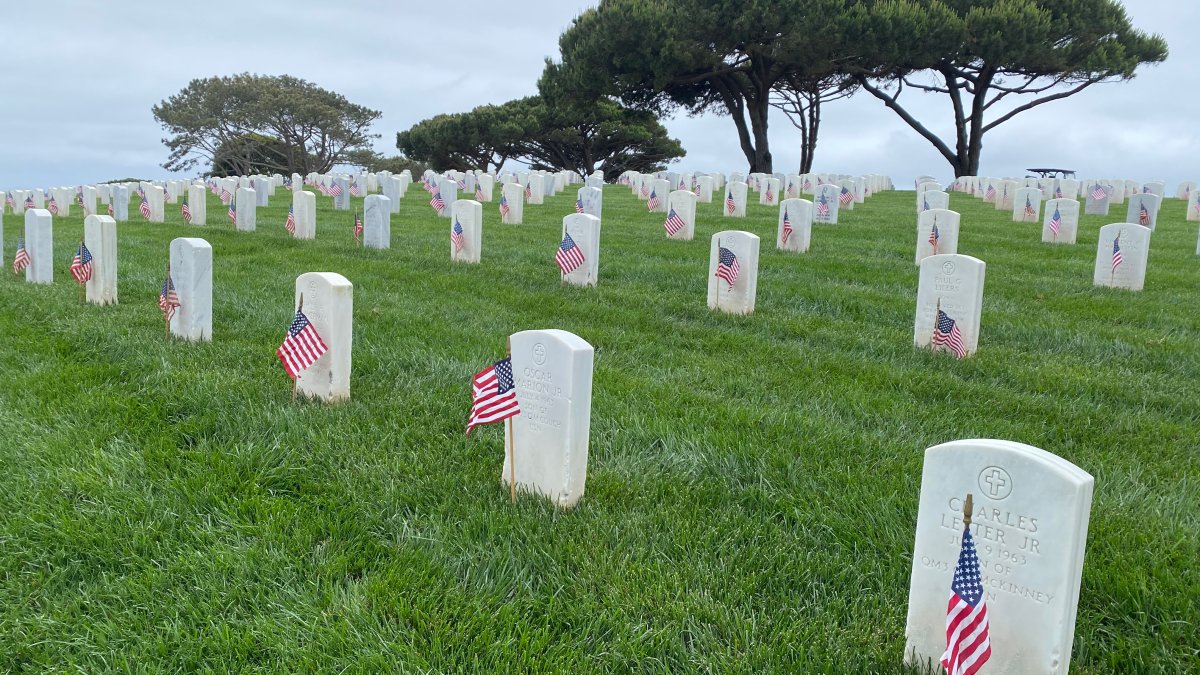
[
  {"x1": 159, "y1": 272, "x2": 180, "y2": 321},
  {"x1": 1112, "y1": 234, "x2": 1124, "y2": 274},
  {"x1": 139, "y1": 195, "x2": 152, "y2": 219},
  {"x1": 328, "y1": 182, "x2": 344, "y2": 198},
  {"x1": 940, "y1": 524, "x2": 992, "y2": 675},
  {"x1": 984, "y1": 185, "x2": 996, "y2": 200},
  {"x1": 451, "y1": 219, "x2": 465, "y2": 253},
  {"x1": 107, "y1": 203, "x2": 114, "y2": 217},
  {"x1": 663, "y1": 208, "x2": 685, "y2": 236},
  {"x1": 76, "y1": 191, "x2": 86, "y2": 212},
  {"x1": 285, "y1": 205, "x2": 296, "y2": 235},
  {"x1": 646, "y1": 189, "x2": 660, "y2": 211},
  {"x1": 4, "y1": 193, "x2": 13, "y2": 209},
  {"x1": 1055, "y1": 186, "x2": 1063, "y2": 199},
  {"x1": 1023, "y1": 197, "x2": 1036, "y2": 219},
  {"x1": 575, "y1": 198, "x2": 585, "y2": 214},
  {"x1": 499, "y1": 193, "x2": 510, "y2": 221},
  {"x1": 929, "y1": 222, "x2": 940, "y2": 253},
  {"x1": 788, "y1": 182, "x2": 798, "y2": 198},
  {"x1": 354, "y1": 210, "x2": 363, "y2": 241},
  {"x1": 816, "y1": 194, "x2": 830, "y2": 218},
  {"x1": 555, "y1": 232, "x2": 586, "y2": 275},
  {"x1": 181, "y1": 197, "x2": 192, "y2": 223},
  {"x1": 220, "y1": 187, "x2": 232, "y2": 203},
  {"x1": 766, "y1": 185, "x2": 774, "y2": 203},
  {"x1": 932, "y1": 309, "x2": 966, "y2": 359},
  {"x1": 524, "y1": 183, "x2": 532, "y2": 200},
  {"x1": 1049, "y1": 207, "x2": 1061, "y2": 238},
  {"x1": 725, "y1": 191, "x2": 736, "y2": 215},
  {"x1": 349, "y1": 180, "x2": 363, "y2": 197},
  {"x1": 715, "y1": 246, "x2": 740, "y2": 287},
  {"x1": 640, "y1": 182, "x2": 650, "y2": 199},
  {"x1": 475, "y1": 184, "x2": 486, "y2": 201},
  {"x1": 1138, "y1": 202, "x2": 1150, "y2": 226},
  {"x1": 456, "y1": 178, "x2": 467, "y2": 190},
  {"x1": 922, "y1": 197, "x2": 930, "y2": 212},
  {"x1": 24, "y1": 195, "x2": 34, "y2": 209},
  {"x1": 12, "y1": 237, "x2": 31, "y2": 274},
  {"x1": 1091, "y1": 185, "x2": 1107, "y2": 201},
  {"x1": 276, "y1": 308, "x2": 329, "y2": 379},
  {"x1": 839, "y1": 187, "x2": 853, "y2": 206},
  {"x1": 227, "y1": 196, "x2": 236, "y2": 224},
  {"x1": 781, "y1": 209, "x2": 793, "y2": 244},
  {"x1": 466, "y1": 356, "x2": 521, "y2": 435},
  {"x1": 802, "y1": 177, "x2": 811, "y2": 191},
  {"x1": 1143, "y1": 185, "x2": 1151, "y2": 193},
  {"x1": 47, "y1": 195, "x2": 59, "y2": 215},
  {"x1": 430, "y1": 191, "x2": 445, "y2": 213},
  {"x1": 70, "y1": 242, "x2": 93, "y2": 284}
]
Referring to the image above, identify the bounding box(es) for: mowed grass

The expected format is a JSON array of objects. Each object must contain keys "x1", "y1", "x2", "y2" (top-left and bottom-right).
[{"x1": 0, "y1": 181, "x2": 1197, "y2": 673}]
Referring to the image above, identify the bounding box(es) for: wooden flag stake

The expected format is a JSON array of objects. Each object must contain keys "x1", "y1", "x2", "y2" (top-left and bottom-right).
[
  {"x1": 506, "y1": 335, "x2": 516, "y2": 504},
  {"x1": 292, "y1": 294, "x2": 304, "y2": 401},
  {"x1": 78, "y1": 240, "x2": 86, "y2": 304},
  {"x1": 164, "y1": 263, "x2": 171, "y2": 340},
  {"x1": 963, "y1": 493, "x2": 973, "y2": 528},
  {"x1": 932, "y1": 298, "x2": 942, "y2": 351}
]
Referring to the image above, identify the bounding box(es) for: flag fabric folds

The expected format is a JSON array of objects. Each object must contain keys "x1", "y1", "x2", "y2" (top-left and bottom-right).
[
  {"x1": 555, "y1": 232, "x2": 585, "y2": 275},
  {"x1": 70, "y1": 242, "x2": 93, "y2": 284},
  {"x1": 159, "y1": 272, "x2": 180, "y2": 321},
  {"x1": 12, "y1": 238, "x2": 31, "y2": 274},
  {"x1": 466, "y1": 357, "x2": 521, "y2": 435},
  {"x1": 940, "y1": 526, "x2": 992, "y2": 675},
  {"x1": 715, "y1": 246, "x2": 740, "y2": 287},
  {"x1": 932, "y1": 309, "x2": 966, "y2": 359},
  {"x1": 276, "y1": 309, "x2": 329, "y2": 379}
]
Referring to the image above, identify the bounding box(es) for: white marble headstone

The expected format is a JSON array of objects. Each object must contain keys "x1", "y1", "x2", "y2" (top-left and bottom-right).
[
  {"x1": 82, "y1": 215, "x2": 117, "y2": 305},
  {"x1": 235, "y1": 188, "x2": 256, "y2": 232},
  {"x1": 905, "y1": 439, "x2": 1093, "y2": 675},
  {"x1": 504, "y1": 329, "x2": 594, "y2": 508},
  {"x1": 451, "y1": 199, "x2": 482, "y2": 264},
  {"x1": 707, "y1": 230, "x2": 760, "y2": 315},
  {"x1": 814, "y1": 185, "x2": 840, "y2": 224},
  {"x1": 500, "y1": 182, "x2": 524, "y2": 224},
  {"x1": 363, "y1": 195, "x2": 391, "y2": 249},
  {"x1": 436, "y1": 179, "x2": 458, "y2": 218},
  {"x1": 24, "y1": 209, "x2": 52, "y2": 284},
  {"x1": 293, "y1": 272, "x2": 353, "y2": 403},
  {"x1": 666, "y1": 190, "x2": 696, "y2": 241},
  {"x1": 920, "y1": 190, "x2": 950, "y2": 213},
  {"x1": 724, "y1": 182, "x2": 747, "y2": 218},
  {"x1": 1125, "y1": 193, "x2": 1160, "y2": 230},
  {"x1": 560, "y1": 213, "x2": 600, "y2": 287},
  {"x1": 777, "y1": 199, "x2": 812, "y2": 253},
  {"x1": 696, "y1": 175, "x2": 714, "y2": 203},
  {"x1": 760, "y1": 177, "x2": 781, "y2": 206},
  {"x1": 648, "y1": 179, "x2": 670, "y2": 213},
  {"x1": 1042, "y1": 199, "x2": 1080, "y2": 245},
  {"x1": 1084, "y1": 183, "x2": 1110, "y2": 216},
  {"x1": 577, "y1": 186, "x2": 602, "y2": 220},
  {"x1": 1094, "y1": 223, "x2": 1150, "y2": 291},
  {"x1": 333, "y1": 177, "x2": 350, "y2": 210},
  {"x1": 914, "y1": 254, "x2": 985, "y2": 358},
  {"x1": 1013, "y1": 188, "x2": 1041, "y2": 223},
  {"x1": 293, "y1": 191, "x2": 316, "y2": 240},
  {"x1": 916, "y1": 209, "x2": 961, "y2": 264},
  {"x1": 169, "y1": 237, "x2": 212, "y2": 342}
]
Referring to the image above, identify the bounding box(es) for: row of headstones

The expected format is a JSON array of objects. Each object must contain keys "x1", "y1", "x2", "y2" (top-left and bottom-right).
[
  {"x1": 944, "y1": 175, "x2": 1200, "y2": 220},
  {"x1": 620, "y1": 171, "x2": 893, "y2": 208},
  {"x1": 40, "y1": 227, "x2": 1091, "y2": 673},
  {"x1": 626, "y1": 176, "x2": 885, "y2": 222}
]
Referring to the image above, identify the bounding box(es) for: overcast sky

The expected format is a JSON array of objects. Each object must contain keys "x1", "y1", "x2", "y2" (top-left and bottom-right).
[{"x1": 0, "y1": 1, "x2": 1191, "y2": 190}]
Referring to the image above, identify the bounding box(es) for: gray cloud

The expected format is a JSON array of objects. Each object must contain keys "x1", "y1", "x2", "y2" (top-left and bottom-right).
[{"x1": 0, "y1": 1, "x2": 1188, "y2": 189}]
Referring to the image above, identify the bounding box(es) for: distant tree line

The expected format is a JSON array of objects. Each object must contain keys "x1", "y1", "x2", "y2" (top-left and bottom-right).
[{"x1": 155, "y1": 1, "x2": 1166, "y2": 178}]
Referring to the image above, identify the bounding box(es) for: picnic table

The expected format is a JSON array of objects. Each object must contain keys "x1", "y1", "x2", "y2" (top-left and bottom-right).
[{"x1": 1026, "y1": 168, "x2": 1076, "y2": 179}]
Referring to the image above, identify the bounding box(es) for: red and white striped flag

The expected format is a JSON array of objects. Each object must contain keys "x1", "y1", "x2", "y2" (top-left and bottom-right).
[
  {"x1": 466, "y1": 357, "x2": 521, "y2": 435},
  {"x1": 932, "y1": 309, "x2": 966, "y2": 359},
  {"x1": 12, "y1": 238, "x2": 31, "y2": 274},
  {"x1": 575, "y1": 198, "x2": 585, "y2": 214},
  {"x1": 227, "y1": 197, "x2": 236, "y2": 224},
  {"x1": 499, "y1": 193, "x2": 510, "y2": 222},
  {"x1": 940, "y1": 524, "x2": 992, "y2": 675},
  {"x1": 70, "y1": 242, "x2": 93, "y2": 284},
  {"x1": 430, "y1": 192, "x2": 445, "y2": 213},
  {"x1": 646, "y1": 189, "x2": 660, "y2": 211},
  {"x1": 715, "y1": 246, "x2": 740, "y2": 287},
  {"x1": 839, "y1": 187, "x2": 853, "y2": 206},
  {"x1": 47, "y1": 195, "x2": 59, "y2": 215},
  {"x1": 159, "y1": 272, "x2": 180, "y2": 321},
  {"x1": 139, "y1": 195, "x2": 152, "y2": 220},
  {"x1": 276, "y1": 308, "x2": 329, "y2": 379},
  {"x1": 285, "y1": 205, "x2": 296, "y2": 236},
  {"x1": 181, "y1": 197, "x2": 192, "y2": 223},
  {"x1": 781, "y1": 209, "x2": 793, "y2": 244},
  {"x1": 451, "y1": 219, "x2": 465, "y2": 253},
  {"x1": 664, "y1": 208, "x2": 685, "y2": 236},
  {"x1": 555, "y1": 232, "x2": 586, "y2": 275},
  {"x1": 725, "y1": 191, "x2": 736, "y2": 215},
  {"x1": 354, "y1": 210, "x2": 363, "y2": 241}
]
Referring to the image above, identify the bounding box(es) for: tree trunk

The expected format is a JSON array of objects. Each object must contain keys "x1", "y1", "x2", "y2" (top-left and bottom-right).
[{"x1": 748, "y1": 92, "x2": 772, "y2": 173}]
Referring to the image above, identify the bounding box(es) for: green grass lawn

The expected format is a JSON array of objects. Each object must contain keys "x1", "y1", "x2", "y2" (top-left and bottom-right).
[{"x1": 0, "y1": 182, "x2": 1197, "y2": 673}]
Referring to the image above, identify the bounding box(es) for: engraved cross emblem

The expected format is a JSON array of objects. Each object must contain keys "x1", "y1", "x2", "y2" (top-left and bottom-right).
[{"x1": 978, "y1": 466, "x2": 1013, "y2": 500}]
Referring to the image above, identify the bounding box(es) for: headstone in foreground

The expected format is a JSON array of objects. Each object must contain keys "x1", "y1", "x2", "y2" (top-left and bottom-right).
[
  {"x1": 914, "y1": 254, "x2": 985, "y2": 358},
  {"x1": 777, "y1": 199, "x2": 812, "y2": 253},
  {"x1": 504, "y1": 329, "x2": 594, "y2": 508},
  {"x1": 1093, "y1": 223, "x2": 1149, "y2": 291},
  {"x1": 451, "y1": 199, "x2": 482, "y2": 264},
  {"x1": 24, "y1": 209, "x2": 53, "y2": 284},
  {"x1": 1041, "y1": 199, "x2": 1080, "y2": 245},
  {"x1": 362, "y1": 195, "x2": 391, "y2": 249},
  {"x1": 905, "y1": 438, "x2": 1093, "y2": 675},
  {"x1": 707, "y1": 230, "x2": 760, "y2": 315},
  {"x1": 83, "y1": 215, "x2": 118, "y2": 305},
  {"x1": 169, "y1": 237, "x2": 213, "y2": 342},
  {"x1": 293, "y1": 272, "x2": 353, "y2": 403},
  {"x1": 559, "y1": 213, "x2": 600, "y2": 287}
]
